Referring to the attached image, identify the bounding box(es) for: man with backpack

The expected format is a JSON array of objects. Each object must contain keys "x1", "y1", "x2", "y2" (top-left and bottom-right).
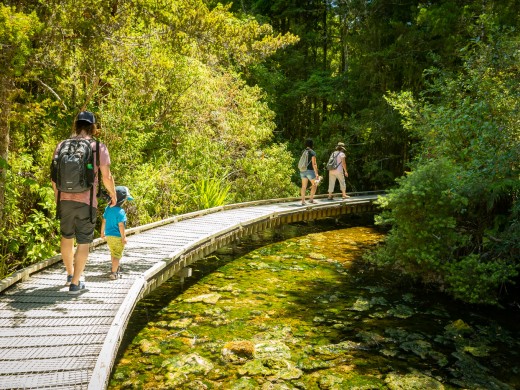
[{"x1": 51, "y1": 110, "x2": 117, "y2": 294}]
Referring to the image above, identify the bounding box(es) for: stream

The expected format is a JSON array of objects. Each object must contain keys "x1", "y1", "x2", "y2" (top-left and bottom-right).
[{"x1": 108, "y1": 218, "x2": 520, "y2": 389}]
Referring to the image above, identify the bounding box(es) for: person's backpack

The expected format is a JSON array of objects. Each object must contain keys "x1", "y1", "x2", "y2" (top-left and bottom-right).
[
  {"x1": 50, "y1": 138, "x2": 100, "y2": 221},
  {"x1": 326, "y1": 151, "x2": 341, "y2": 170},
  {"x1": 297, "y1": 149, "x2": 309, "y2": 172}
]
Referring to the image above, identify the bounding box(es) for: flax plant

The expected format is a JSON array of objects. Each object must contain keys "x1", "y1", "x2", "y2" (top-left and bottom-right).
[{"x1": 191, "y1": 177, "x2": 231, "y2": 210}]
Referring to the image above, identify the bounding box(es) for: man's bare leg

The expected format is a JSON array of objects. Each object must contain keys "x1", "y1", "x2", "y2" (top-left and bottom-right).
[
  {"x1": 71, "y1": 243, "x2": 89, "y2": 286},
  {"x1": 61, "y1": 237, "x2": 75, "y2": 276}
]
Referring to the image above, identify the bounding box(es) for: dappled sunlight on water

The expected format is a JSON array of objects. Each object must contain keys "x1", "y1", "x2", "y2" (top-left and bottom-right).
[{"x1": 109, "y1": 225, "x2": 520, "y2": 389}]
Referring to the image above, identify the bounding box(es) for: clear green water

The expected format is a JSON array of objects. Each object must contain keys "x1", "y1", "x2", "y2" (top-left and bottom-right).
[{"x1": 109, "y1": 220, "x2": 520, "y2": 389}]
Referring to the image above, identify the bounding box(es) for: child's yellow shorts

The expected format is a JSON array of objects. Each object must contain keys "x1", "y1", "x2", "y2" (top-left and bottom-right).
[{"x1": 106, "y1": 236, "x2": 125, "y2": 259}]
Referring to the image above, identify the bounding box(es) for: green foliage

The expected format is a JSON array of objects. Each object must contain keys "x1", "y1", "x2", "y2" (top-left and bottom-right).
[
  {"x1": 0, "y1": 0, "x2": 298, "y2": 276},
  {"x1": 0, "y1": 5, "x2": 41, "y2": 76},
  {"x1": 190, "y1": 178, "x2": 230, "y2": 210},
  {"x1": 444, "y1": 255, "x2": 517, "y2": 305},
  {"x1": 373, "y1": 17, "x2": 520, "y2": 304},
  {"x1": 113, "y1": 162, "x2": 188, "y2": 226},
  {"x1": 0, "y1": 154, "x2": 59, "y2": 279},
  {"x1": 373, "y1": 159, "x2": 470, "y2": 281},
  {"x1": 232, "y1": 143, "x2": 297, "y2": 202}
]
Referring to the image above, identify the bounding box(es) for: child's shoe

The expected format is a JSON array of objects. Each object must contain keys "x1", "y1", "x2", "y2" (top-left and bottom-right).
[{"x1": 109, "y1": 267, "x2": 122, "y2": 280}]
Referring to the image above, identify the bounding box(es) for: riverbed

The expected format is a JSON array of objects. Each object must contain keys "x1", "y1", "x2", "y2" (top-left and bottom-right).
[{"x1": 108, "y1": 221, "x2": 520, "y2": 389}]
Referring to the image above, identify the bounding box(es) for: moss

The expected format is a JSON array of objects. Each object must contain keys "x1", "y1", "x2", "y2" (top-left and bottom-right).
[{"x1": 108, "y1": 227, "x2": 520, "y2": 390}]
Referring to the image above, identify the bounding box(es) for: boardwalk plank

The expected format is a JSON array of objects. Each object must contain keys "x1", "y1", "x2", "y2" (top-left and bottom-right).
[
  {"x1": 0, "y1": 344, "x2": 101, "y2": 361},
  {"x1": 0, "y1": 316, "x2": 114, "y2": 327},
  {"x1": 0, "y1": 356, "x2": 96, "y2": 374},
  {"x1": 0, "y1": 333, "x2": 106, "y2": 348},
  {"x1": 0, "y1": 325, "x2": 110, "y2": 338},
  {"x1": 0, "y1": 370, "x2": 90, "y2": 390}
]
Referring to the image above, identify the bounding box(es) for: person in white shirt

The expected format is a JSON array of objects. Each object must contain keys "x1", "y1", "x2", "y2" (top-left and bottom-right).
[{"x1": 327, "y1": 142, "x2": 349, "y2": 200}]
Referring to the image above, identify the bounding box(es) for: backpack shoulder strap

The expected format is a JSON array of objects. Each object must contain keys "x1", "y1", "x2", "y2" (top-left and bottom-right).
[
  {"x1": 334, "y1": 151, "x2": 341, "y2": 168},
  {"x1": 95, "y1": 139, "x2": 101, "y2": 197}
]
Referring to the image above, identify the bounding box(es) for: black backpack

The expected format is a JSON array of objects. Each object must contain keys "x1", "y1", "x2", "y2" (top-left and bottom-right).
[{"x1": 51, "y1": 138, "x2": 100, "y2": 221}]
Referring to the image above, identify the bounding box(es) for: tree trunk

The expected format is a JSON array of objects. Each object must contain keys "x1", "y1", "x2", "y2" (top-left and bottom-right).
[{"x1": 0, "y1": 78, "x2": 10, "y2": 225}]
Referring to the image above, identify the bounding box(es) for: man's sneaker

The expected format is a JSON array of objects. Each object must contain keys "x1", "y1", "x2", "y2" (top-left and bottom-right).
[
  {"x1": 68, "y1": 281, "x2": 86, "y2": 295},
  {"x1": 65, "y1": 274, "x2": 73, "y2": 286}
]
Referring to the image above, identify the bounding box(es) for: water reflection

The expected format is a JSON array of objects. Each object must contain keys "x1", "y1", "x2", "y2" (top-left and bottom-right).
[{"x1": 109, "y1": 219, "x2": 520, "y2": 389}]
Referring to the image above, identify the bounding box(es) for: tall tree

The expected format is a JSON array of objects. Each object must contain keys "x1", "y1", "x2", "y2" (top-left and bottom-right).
[{"x1": 0, "y1": 6, "x2": 41, "y2": 223}]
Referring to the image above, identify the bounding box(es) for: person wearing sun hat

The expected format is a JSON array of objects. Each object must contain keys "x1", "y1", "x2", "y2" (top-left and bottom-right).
[
  {"x1": 327, "y1": 142, "x2": 349, "y2": 200},
  {"x1": 100, "y1": 186, "x2": 133, "y2": 279}
]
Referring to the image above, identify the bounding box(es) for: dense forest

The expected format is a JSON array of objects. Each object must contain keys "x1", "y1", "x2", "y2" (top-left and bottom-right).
[{"x1": 1, "y1": 0, "x2": 518, "y2": 305}]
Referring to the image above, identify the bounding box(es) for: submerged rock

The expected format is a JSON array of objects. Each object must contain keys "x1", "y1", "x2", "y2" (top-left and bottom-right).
[
  {"x1": 385, "y1": 372, "x2": 444, "y2": 389},
  {"x1": 400, "y1": 339, "x2": 433, "y2": 359},
  {"x1": 312, "y1": 340, "x2": 364, "y2": 360},
  {"x1": 356, "y1": 330, "x2": 387, "y2": 347},
  {"x1": 444, "y1": 319, "x2": 473, "y2": 337},
  {"x1": 163, "y1": 353, "x2": 214, "y2": 387},
  {"x1": 308, "y1": 252, "x2": 327, "y2": 260},
  {"x1": 168, "y1": 317, "x2": 193, "y2": 329},
  {"x1": 238, "y1": 359, "x2": 272, "y2": 376},
  {"x1": 317, "y1": 368, "x2": 385, "y2": 389},
  {"x1": 222, "y1": 340, "x2": 255, "y2": 363},
  {"x1": 253, "y1": 326, "x2": 293, "y2": 342},
  {"x1": 229, "y1": 377, "x2": 260, "y2": 389},
  {"x1": 238, "y1": 358, "x2": 302, "y2": 381},
  {"x1": 349, "y1": 297, "x2": 372, "y2": 311},
  {"x1": 248, "y1": 261, "x2": 271, "y2": 270},
  {"x1": 254, "y1": 341, "x2": 292, "y2": 360},
  {"x1": 387, "y1": 304, "x2": 415, "y2": 319},
  {"x1": 138, "y1": 339, "x2": 161, "y2": 355},
  {"x1": 451, "y1": 352, "x2": 512, "y2": 390},
  {"x1": 211, "y1": 283, "x2": 236, "y2": 292},
  {"x1": 297, "y1": 357, "x2": 336, "y2": 370},
  {"x1": 184, "y1": 293, "x2": 222, "y2": 304}
]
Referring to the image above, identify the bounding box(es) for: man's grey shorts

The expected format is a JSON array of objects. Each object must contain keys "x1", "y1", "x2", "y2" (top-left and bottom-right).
[{"x1": 60, "y1": 200, "x2": 97, "y2": 244}]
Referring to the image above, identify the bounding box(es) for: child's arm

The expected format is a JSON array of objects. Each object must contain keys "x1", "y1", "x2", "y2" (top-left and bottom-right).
[
  {"x1": 100, "y1": 218, "x2": 106, "y2": 238},
  {"x1": 118, "y1": 222, "x2": 127, "y2": 245}
]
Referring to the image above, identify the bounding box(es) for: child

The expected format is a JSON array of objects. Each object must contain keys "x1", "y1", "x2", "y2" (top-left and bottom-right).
[{"x1": 101, "y1": 186, "x2": 133, "y2": 279}]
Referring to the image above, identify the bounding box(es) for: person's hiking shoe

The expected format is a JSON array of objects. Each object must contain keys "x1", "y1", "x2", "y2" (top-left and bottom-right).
[
  {"x1": 65, "y1": 274, "x2": 73, "y2": 286},
  {"x1": 309, "y1": 199, "x2": 318, "y2": 204},
  {"x1": 68, "y1": 281, "x2": 86, "y2": 295}
]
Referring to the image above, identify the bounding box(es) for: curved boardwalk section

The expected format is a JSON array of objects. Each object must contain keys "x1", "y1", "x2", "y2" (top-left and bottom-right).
[{"x1": 0, "y1": 193, "x2": 380, "y2": 389}]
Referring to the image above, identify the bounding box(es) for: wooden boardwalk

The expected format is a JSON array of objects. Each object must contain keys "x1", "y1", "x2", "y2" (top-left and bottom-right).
[{"x1": 0, "y1": 193, "x2": 381, "y2": 389}]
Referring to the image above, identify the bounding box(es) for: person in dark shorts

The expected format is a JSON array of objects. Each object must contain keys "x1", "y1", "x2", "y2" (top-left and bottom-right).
[
  {"x1": 51, "y1": 110, "x2": 117, "y2": 294},
  {"x1": 300, "y1": 139, "x2": 319, "y2": 205}
]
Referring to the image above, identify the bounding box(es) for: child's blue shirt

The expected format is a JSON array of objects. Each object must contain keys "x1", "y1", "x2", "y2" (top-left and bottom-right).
[{"x1": 103, "y1": 206, "x2": 127, "y2": 237}]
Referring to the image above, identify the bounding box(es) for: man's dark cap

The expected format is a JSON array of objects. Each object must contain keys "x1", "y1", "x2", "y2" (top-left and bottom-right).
[{"x1": 76, "y1": 111, "x2": 96, "y2": 124}]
